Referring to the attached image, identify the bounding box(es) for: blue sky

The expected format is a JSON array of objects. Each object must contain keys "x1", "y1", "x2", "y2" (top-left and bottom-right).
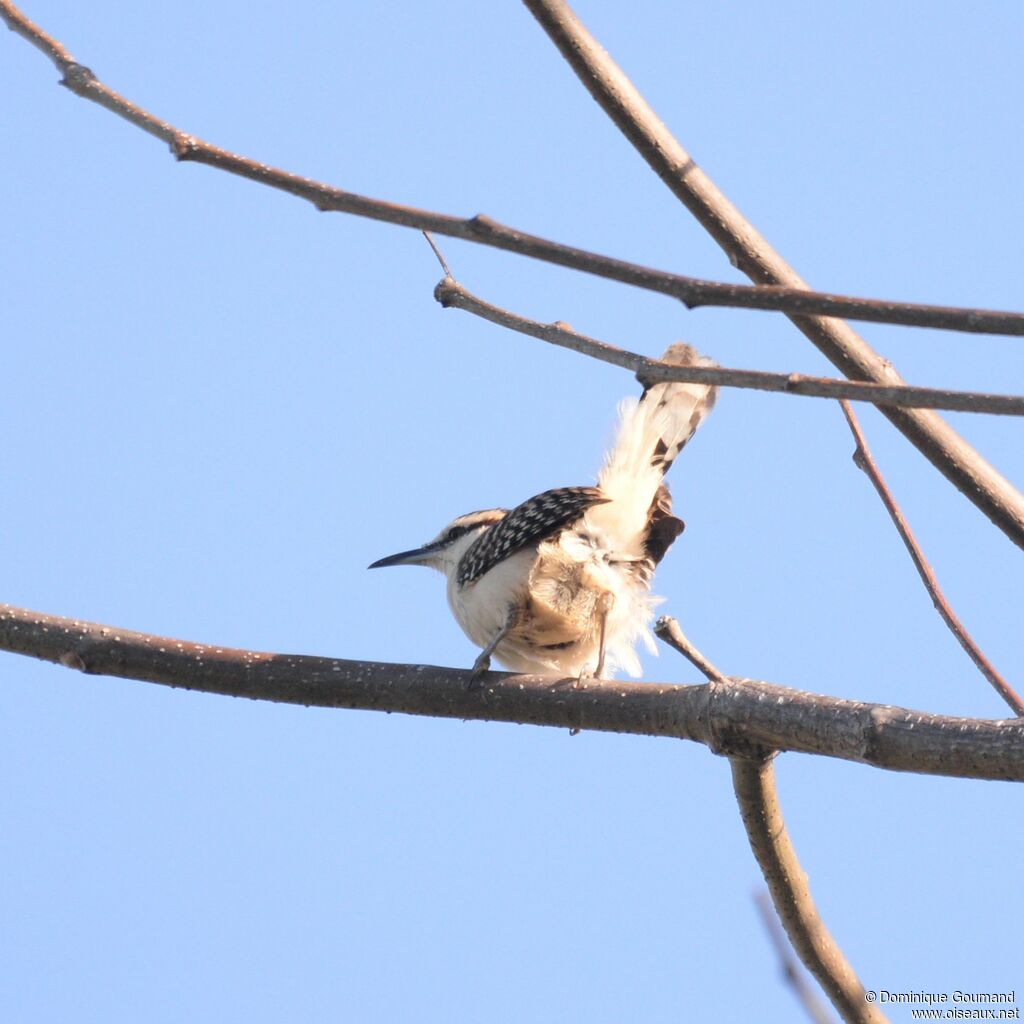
[{"x1": 2, "y1": 2, "x2": 1022, "y2": 1021}]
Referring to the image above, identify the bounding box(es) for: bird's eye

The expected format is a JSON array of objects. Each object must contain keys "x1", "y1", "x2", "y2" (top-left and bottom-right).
[{"x1": 443, "y1": 524, "x2": 471, "y2": 544}]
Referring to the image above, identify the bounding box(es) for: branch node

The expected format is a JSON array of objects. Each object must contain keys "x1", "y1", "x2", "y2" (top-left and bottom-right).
[
  {"x1": 708, "y1": 700, "x2": 776, "y2": 761},
  {"x1": 468, "y1": 213, "x2": 499, "y2": 236},
  {"x1": 433, "y1": 278, "x2": 457, "y2": 307},
  {"x1": 59, "y1": 61, "x2": 95, "y2": 92},
  {"x1": 653, "y1": 616, "x2": 774, "y2": 759},
  {"x1": 58, "y1": 648, "x2": 86, "y2": 672},
  {"x1": 170, "y1": 133, "x2": 198, "y2": 161}
]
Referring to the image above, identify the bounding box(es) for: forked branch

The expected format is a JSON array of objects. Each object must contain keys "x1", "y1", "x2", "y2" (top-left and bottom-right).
[
  {"x1": 522, "y1": 0, "x2": 1024, "y2": 548},
  {"x1": 2, "y1": 604, "x2": 1023, "y2": 783},
  {"x1": 3, "y1": 0, "x2": 1022, "y2": 538},
  {"x1": 1, "y1": 0, "x2": 1019, "y2": 336},
  {"x1": 434, "y1": 276, "x2": 1024, "y2": 417},
  {"x1": 654, "y1": 617, "x2": 728, "y2": 685},
  {"x1": 732, "y1": 758, "x2": 886, "y2": 1024},
  {"x1": 755, "y1": 891, "x2": 838, "y2": 1024},
  {"x1": 656, "y1": 618, "x2": 890, "y2": 1022},
  {"x1": 1, "y1": 11, "x2": 1024, "y2": 331}
]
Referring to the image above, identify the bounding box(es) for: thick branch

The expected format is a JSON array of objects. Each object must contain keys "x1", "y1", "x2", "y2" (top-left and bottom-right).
[
  {"x1": 523, "y1": 0, "x2": 1024, "y2": 548},
  {"x1": 3, "y1": 2, "x2": 1024, "y2": 341},
  {"x1": 839, "y1": 402, "x2": 1024, "y2": 716},
  {"x1": 2, "y1": 604, "x2": 1023, "y2": 783},
  {"x1": 436, "y1": 278, "x2": 1024, "y2": 416},
  {"x1": 732, "y1": 759, "x2": 885, "y2": 1024}
]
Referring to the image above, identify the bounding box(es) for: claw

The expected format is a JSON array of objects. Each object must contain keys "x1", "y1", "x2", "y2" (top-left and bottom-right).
[{"x1": 574, "y1": 665, "x2": 595, "y2": 689}]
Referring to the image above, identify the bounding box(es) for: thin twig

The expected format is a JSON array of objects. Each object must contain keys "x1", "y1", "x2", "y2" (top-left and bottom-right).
[
  {"x1": 436, "y1": 278, "x2": 1024, "y2": 416},
  {"x1": 422, "y1": 231, "x2": 453, "y2": 279},
  {"x1": 655, "y1": 617, "x2": 741, "y2": 760},
  {"x1": 2, "y1": 604, "x2": 1024, "y2": 782},
  {"x1": 732, "y1": 759, "x2": 887, "y2": 1024},
  {"x1": 839, "y1": 402, "x2": 1024, "y2": 716},
  {"x1": 2, "y1": 1, "x2": 1024, "y2": 347},
  {"x1": 755, "y1": 891, "x2": 838, "y2": 1024},
  {"x1": 522, "y1": 0, "x2": 1024, "y2": 549},
  {"x1": 654, "y1": 616, "x2": 728, "y2": 683}
]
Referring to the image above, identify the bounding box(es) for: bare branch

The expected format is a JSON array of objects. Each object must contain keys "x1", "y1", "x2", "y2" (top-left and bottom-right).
[
  {"x1": 436, "y1": 278, "x2": 1024, "y2": 417},
  {"x1": 5, "y1": 0, "x2": 1021, "y2": 535},
  {"x1": 2, "y1": 1, "x2": 1024, "y2": 343},
  {"x1": 732, "y1": 759, "x2": 886, "y2": 1024},
  {"x1": 522, "y1": 0, "x2": 1024, "y2": 549},
  {"x1": 2, "y1": 604, "x2": 1024, "y2": 783},
  {"x1": 422, "y1": 231, "x2": 454, "y2": 279},
  {"x1": 755, "y1": 891, "x2": 838, "y2": 1024},
  {"x1": 654, "y1": 616, "x2": 728, "y2": 683},
  {"x1": 839, "y1": 402, "x2": 1024, "y2": 716}
]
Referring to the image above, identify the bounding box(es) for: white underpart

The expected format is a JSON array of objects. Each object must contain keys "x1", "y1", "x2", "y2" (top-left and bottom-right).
[{"x1": 447, "y1": 546, "x2": 535, "y2": 650}]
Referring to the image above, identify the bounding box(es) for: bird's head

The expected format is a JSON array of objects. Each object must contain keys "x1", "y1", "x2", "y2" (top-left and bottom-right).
[{"x1": 368, "y1": 508, "x2": 507, "y2": 576}]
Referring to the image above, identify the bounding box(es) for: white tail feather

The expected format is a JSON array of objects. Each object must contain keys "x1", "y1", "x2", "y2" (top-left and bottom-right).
[
  {"x1": 590, "y1": 344, "x2": 717, "y2": 555},
  {"x1": 573, "y1": 344, "x2": 716, "y2": 677}
]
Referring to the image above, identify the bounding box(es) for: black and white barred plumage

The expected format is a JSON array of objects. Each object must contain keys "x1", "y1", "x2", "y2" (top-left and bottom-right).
[
  {"x1": 456, "y1": 487, "x2": 608, "y2": 586},
  {"x1": 369, "y1": 343, "x2": 717, "y2": 679}
]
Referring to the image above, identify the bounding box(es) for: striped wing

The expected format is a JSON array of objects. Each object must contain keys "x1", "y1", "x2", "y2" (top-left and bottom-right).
[{"x1": 456, "y1": 486, "x2": 608, "y2": 586}]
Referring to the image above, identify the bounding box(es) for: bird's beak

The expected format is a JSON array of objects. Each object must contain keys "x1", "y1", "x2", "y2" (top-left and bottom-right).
[{"x1": 367, "y1": 543, "x2": 439, "y2": 570}]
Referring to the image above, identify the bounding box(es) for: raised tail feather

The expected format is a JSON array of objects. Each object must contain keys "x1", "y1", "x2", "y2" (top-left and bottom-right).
[
  {"x1": 639, "y1": 343, "x2": 719, "y2": 476},
  {"x1": 592, "y1": 343, "x2": 717, "y2": 562}
]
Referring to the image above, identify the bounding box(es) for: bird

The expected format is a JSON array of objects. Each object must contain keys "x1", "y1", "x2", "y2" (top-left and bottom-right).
[{"x1": 369, "y1": 343, "x2": 717, "y2": 680}]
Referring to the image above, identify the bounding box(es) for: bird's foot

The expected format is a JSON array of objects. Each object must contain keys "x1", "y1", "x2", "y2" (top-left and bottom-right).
[
  {"x1": 467, "y1": 651, "x2": 491, "y2": 690},
  {"x1": 572, "y1": 665, "x2": 598, "y2": 689}
]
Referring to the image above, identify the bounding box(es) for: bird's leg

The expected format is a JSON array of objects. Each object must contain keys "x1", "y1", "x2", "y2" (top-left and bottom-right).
[
  {"x1": 592, "y1": 590, "x2": 615, "y2": 679},
  {"x1": 570, "y1": 590, "x2": 615, "y2": 685},
  {"x1": 470, "y1": 606, "x2": 518, "y2": 683}
]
